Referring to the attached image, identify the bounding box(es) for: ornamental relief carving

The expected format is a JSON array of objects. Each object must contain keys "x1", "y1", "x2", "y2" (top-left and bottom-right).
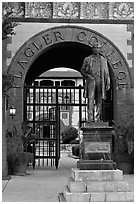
[
  {"x1": 2, "y1": 2, "x2": 134, "y2": 20},
  {"x1": 53, "y1": 2, "x2": 79, "y2": 18},
  {"x1": 109, "y1": 2, "x2": 134, "y2": 19},
  {"x1": 80, "y1": 2, "x2": 108, "y2": 19},
  {"x1": 25, "y1": 2, "x2": 52, "y2": 18}
]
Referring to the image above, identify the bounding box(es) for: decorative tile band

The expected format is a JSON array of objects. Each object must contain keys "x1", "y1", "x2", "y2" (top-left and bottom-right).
[
  {"x1": 127, "y1": 24, "x2": 134, "y2": 68},
  {"x1": 2, "y1": 2, "x2": 134, "y2": 20}
]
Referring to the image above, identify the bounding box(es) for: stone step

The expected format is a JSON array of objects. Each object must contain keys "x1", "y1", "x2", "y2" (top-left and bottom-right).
[
  {"x1": 63, "y1": 186, "x2": 91, "y2": 202},
  {"x1": 86, "y1": 180, "x2": 131, "y2": 192},
  {"x1": 63, "y1": 186, "x2": 134, "y2": 202},
  {"x1": 105, "y1": 192, "x2": 134, "y2": 202},
  {"x1": 67, "y1": 177, "x2": 86, "y2": 193},
  {"x1": 71, "y1": 168, "x2": 123, "y2": 182},
  {"x1": 68, "y1": 177, "x2": 131, "y2": 193}
]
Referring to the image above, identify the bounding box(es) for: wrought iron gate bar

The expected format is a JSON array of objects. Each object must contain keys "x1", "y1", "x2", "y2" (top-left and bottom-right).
[
  {"x1": 35, "y1": 138, "x2": 57, "y2": 141},
  {"x1": 35, "y1": 156, "x2": 56, "y2": 159},
  {"x1": 24, "y1": 85, "x2": 84, "y2": 89},
  {"x1": 26, "y1": 103, "x2": 86, "y2": 106}
]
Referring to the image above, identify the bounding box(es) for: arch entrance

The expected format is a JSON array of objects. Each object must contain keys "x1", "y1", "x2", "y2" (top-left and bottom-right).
[
  {"x1": 8, "y1": 25, "x2": 131, "y2": 88},
  {"x1": 8, "y1": 25, "x2": 132, "y2": 168}
]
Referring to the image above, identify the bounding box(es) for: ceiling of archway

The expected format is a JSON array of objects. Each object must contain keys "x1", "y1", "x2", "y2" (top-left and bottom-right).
[{"x1": 25, "y1": 42, "x2": 92, "y2": 84}]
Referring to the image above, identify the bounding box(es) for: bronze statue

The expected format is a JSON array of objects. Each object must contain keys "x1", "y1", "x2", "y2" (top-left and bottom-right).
[{"x1": 81, "y1": 43, "x2": 110, "y2": 122}]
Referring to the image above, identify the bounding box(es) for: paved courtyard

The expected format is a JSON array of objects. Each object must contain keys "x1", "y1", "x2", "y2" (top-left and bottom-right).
[{"x1": 2, "y1": 152, "x2": 134, "y2": 202}]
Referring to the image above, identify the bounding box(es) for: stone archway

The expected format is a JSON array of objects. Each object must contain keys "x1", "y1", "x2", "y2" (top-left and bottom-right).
[
  {"x1": 8, "y1": 25, "x2": 131, "y2": 88},
  {"x1": 7, "y1": 25, "x2": 132, "y2": 132}
]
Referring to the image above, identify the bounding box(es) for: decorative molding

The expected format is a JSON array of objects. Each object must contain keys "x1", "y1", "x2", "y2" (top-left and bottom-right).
[
  {"x1": 80, "y1": 2, "x2": 109, "y2": 19},
  {"x1": 2, "y1": 2, "x2": 134, "y2": 20},
  {"x1": 2, "y1": 2, "x2": 25, "y2": 17},
  {"x1": 53, "y1": 2, "x2": 80, "y2": 19},
  {"x1": 25, "y1": 2, "x2": 52, "y2": 18},
  {"x1": 127, "y1": 24, "x2": 134, "y2": 69},
  {"x1": 109, "y1": 2, "x2": 134, "y2": 19}
]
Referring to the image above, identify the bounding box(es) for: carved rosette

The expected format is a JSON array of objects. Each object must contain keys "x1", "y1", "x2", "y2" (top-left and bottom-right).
[
  {"x1": 2, "y1": 2, "x2": 25, "y2": 17},
  {"x1": 80, "y1": 2, "x2": 109, "y2": 19},
  {"x1": 109, "y1": 2, "x2": 134, "y2": 19},
  {"x1": 53, "y1": 2, "x2": 80, "y2": 18},
  {"x1": 25, "y1": 2, "x2": 52, "y2": 18}
]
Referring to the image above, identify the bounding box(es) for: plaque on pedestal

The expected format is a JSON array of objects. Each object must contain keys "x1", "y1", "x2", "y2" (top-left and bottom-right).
[{"x1": 77, "y1": 122, "x2": 116, "y2": 170}]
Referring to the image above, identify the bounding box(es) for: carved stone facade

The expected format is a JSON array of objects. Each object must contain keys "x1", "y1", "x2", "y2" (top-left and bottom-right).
[
  {"x1": 2, "y1": 2, "x2": 25, "y2": 17},
  {"x1": 2, "y1": 2, "x2": 134, "y2": 179},
  {"x1": 80, "y1": 2, "x2": 109, "y2": 19},
  {"x1": 109, "y1": 2, "x2": 134, "y2": 19},
  {"x1": 53, "y1": 2, "x2": 80, "y2": 19},
  {"x1": 2, "y1": 2, "x2": 134, "y2": 20},
  {"x1": 25, "y1": 2, "x2": 52, "y2": 18}
]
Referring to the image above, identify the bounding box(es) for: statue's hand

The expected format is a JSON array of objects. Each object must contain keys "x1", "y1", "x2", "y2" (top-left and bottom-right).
[{"x1": 106, "y1": 85, "x2": 110, "y2": 90}]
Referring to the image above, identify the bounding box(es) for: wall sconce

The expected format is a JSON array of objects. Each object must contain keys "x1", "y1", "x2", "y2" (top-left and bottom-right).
[{"x1": 9, "y1": 105, "x2": 16, "y2": 119}]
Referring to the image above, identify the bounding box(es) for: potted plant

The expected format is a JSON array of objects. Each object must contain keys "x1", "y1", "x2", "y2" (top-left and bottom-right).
[
  {"x1": 7, "y1": 124, "x2": 34, "y2": 175},
  {"x1": 113, "y1": 114, "x2": 134, "y2": 174}
]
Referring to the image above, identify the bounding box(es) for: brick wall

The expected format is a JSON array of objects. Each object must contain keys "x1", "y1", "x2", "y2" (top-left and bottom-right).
[
  {"x1": 2, "y1": 95, "x2": 8, "y2": 178},
  {"x1": 127, "y1": 24, "x2": 134, "y2": 88},
  {"x1": 2, "y1": 38, "x2": 12, "y2": 178}
]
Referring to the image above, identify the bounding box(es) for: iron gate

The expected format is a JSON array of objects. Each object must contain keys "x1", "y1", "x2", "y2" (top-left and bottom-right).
[
  {"x1": 24, "y1": 84, "x2": 113, "y2": 168},
  {"x1": 32, "y1": 107, "x2": 60, "y2": 169},
  {"x1": 24, "y1": 85, "x2": 87, "y2": 168}
]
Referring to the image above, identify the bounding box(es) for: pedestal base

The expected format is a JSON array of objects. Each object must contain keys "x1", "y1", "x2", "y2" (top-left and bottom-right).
[
  {"x1": 77, "y1": 160, "x2": 116, "y2": 170},
  {"x1": 58, "y1": 168, "x2": 134, "y2": 202},
  {"x1": 84, "y1": 121, "x2": 109, "y2": 128},
  {"x1": 79, "y1": 122, "x2": 114, "y2": 170}
]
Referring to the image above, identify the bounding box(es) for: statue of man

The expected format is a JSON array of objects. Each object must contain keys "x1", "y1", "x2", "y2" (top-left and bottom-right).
[{"x1": 81, "y1": 43, "x2": 110, "y2": 122}]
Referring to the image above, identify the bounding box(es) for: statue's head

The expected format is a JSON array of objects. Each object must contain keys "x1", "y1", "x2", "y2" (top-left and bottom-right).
[{"x1": 92, "y1": 43, "x2": 101, "y2": 55}]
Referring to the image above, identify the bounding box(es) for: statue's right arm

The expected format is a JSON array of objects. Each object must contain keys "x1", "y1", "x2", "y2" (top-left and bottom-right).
[
  {"x1": 81, "y1": 58, "x2": 93, "y2": 80},
  {"x1": 81, "y1": 59, "x2": 89, "y2": 78}
]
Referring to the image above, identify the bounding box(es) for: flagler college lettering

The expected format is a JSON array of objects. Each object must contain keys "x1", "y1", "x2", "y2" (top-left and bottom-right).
[{"x1": 14, "y1": 27, "x2": 128, "y2": 89}]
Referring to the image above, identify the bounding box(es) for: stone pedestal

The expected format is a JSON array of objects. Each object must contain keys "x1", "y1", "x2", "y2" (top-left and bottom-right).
[
  {"x1": 77, "y1": 122, "x2": 116, "y2": 170},
  {"x1": 58, "y1": 122, "x2": 133, "y2": 202},
  {"x1": 58, "y1": 168, "x2": 134, "y2": 202}
]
